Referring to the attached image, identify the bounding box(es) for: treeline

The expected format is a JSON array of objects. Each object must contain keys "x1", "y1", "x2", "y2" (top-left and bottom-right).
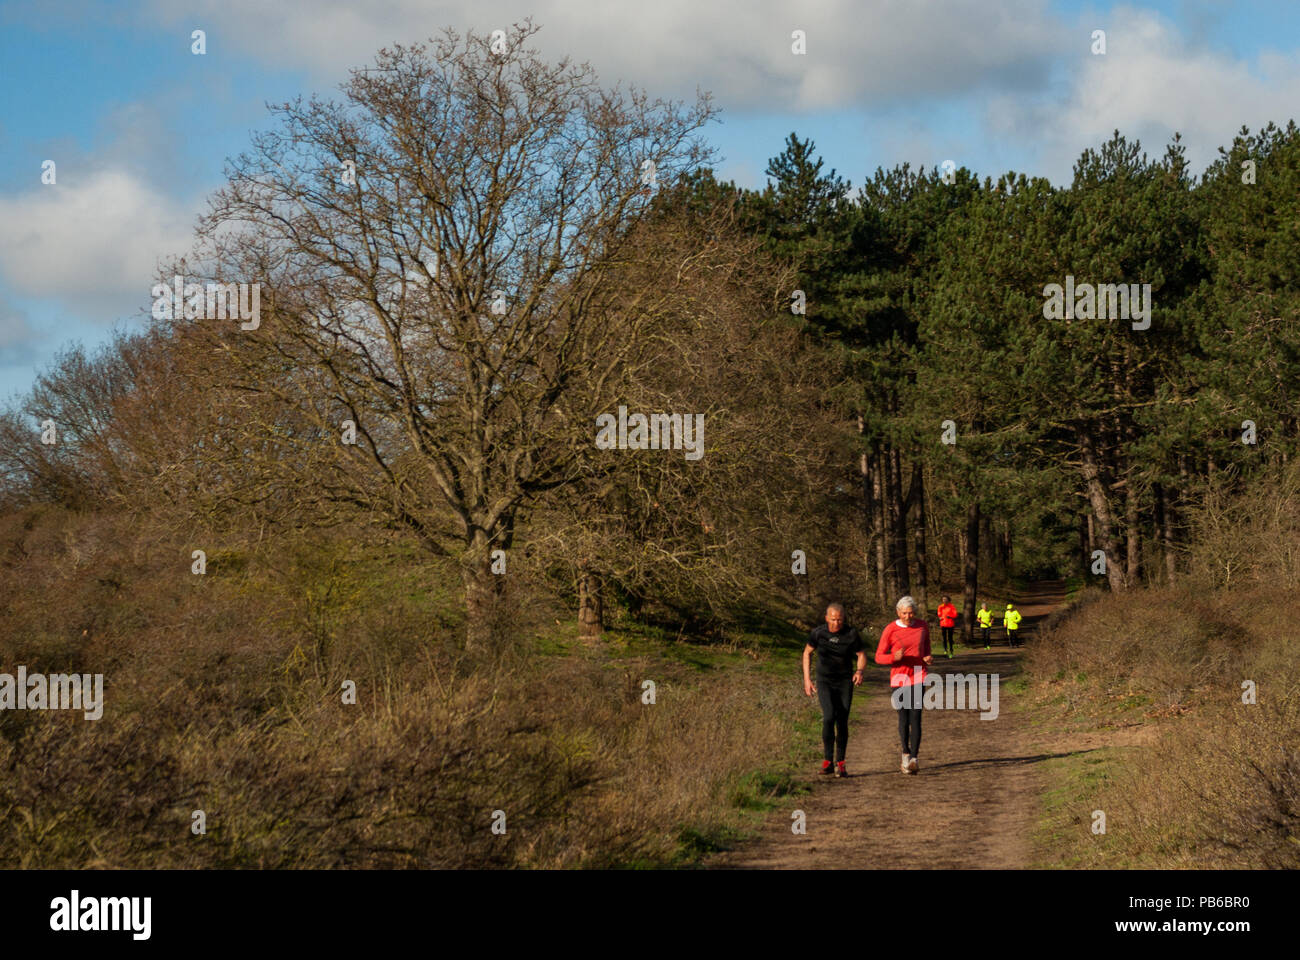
[
  {"x1": 673, "y1": 120, "x2": 1300, "y2": 637},
  {"x1": 2, "y1": 23, "x2": 1298, "y2": 646}
]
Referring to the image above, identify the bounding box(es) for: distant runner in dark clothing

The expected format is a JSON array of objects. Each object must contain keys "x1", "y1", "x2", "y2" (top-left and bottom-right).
[{"x1": 803, "y1": 603, "x2": 867, "y2": 778}]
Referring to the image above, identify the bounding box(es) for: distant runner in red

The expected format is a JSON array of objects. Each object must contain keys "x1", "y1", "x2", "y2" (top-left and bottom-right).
[
  {"x1": 937, "y1": 595, "x2": 958, "y2": 658},
  {"x1": 875, "y1": 596, "x2": 932, "y2": 774}
]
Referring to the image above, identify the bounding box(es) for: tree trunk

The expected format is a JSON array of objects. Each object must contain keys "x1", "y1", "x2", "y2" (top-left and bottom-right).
[
  {"x1": 1121, "y1": 352, "x2": 1141, "y2": 586},
  {"x1": 463, "y1": 562, "x2": 498, "y2": 650},
  {"x1": 1125, "y1": 499, "x2": 1141, "y2": 585},
  {"x1": 1175, "y1": 454, "x2": 1192, "y2": 581},
  {"x1": 859, "y1": 417, "x2": 881, "y2": 606},
  {"x1": 577, "y1": 560, "x2": 604, "y2": 639},
  {"x1": 1124, "y1": 457, "x2": 1141, "y2": 587},
  {"x1": 871, "y1": 441, "x2": 888, "y2": 605},
  {"x1": 911, "y1": 462, "x2": 928, "y2": 619},
  {"x1": 929, "y1": 508, "x2": 945, "y2": 587},
  {"x1": 963, "y1": 501, "x2": 979, "y2": 644},
  {"x1": 882, "y1": 442, "x2": 899, "y2": 599},
  {"x1": 888, "y1": 445, "x2": 910, "y2": 598},
  {"x1": 1079, "y1": 427, "x2": 1127, "y2": 591},
  {"x1": 462, "y1": 525, "x2": 508, "y2": 649},
  {"x1": 1153, "y1": 481, "x2": 1172, "y2": 585}
]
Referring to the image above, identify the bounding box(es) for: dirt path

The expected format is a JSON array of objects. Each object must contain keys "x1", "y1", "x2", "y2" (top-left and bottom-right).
[{"x1": 711, "y1": 581, "x2": 1069, "y2": 869}]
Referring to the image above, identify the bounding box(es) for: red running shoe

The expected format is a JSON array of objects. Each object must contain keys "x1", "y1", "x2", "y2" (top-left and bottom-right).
[
  {"x1": 820, "y1": 760, "x2": 834, "y2": 775},
  {"x1": 835, "y1": 761, "x2": 847, "y2": 778}
]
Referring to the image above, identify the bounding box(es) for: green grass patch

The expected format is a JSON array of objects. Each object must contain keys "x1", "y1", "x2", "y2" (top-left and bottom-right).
[
  {"x1": 729, "y1": 768, "x2": 810, "y2": 811},
  {"x1": 1032, "y1": 745, "x2": 1124, "y2": 868},
  {"x1": 1001, "y1": 674, "x2": 1030, "y2": 697},
  {"x1": 672, "y1": 824, "x2": 751, "y2": 861}
]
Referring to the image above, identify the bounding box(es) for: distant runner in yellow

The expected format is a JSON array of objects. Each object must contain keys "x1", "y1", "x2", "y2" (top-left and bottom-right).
[
  {"x1": 1003, "y1": 602, "x2": 1022, "y2": 647},
  {"x1": 976, "y1": 603, "x2": 993, "y2": 649}
]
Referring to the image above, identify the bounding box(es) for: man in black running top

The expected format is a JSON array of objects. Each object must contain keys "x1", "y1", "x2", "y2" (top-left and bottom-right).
[{"x1": 803, "y1": 603, "x2": 867, "y2": 778}]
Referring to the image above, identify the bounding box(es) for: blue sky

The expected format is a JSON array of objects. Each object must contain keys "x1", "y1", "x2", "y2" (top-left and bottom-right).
[{"x1": 2, "y1": 0, "x2": 1299, "y2": 403}]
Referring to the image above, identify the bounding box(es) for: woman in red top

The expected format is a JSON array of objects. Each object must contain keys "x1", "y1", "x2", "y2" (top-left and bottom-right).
[
  {"x1": 875, "y1": 596, "x2": 933, "y2": 774},
  {"x1": 937, "y1": 595, "x2": 958, "y2": 658}
]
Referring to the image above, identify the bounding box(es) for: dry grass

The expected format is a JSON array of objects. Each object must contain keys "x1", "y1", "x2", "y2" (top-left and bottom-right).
[
  {"x1": 1027, "y1": 465, "x2": 1300, "y2": 868},
  {"x1": 0, "y1": 505, "x2": 801, "y2": 868}
]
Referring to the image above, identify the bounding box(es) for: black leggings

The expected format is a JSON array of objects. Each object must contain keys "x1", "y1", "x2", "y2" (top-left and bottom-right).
[
  {"x1": 817, "y1": 676, "x2": 854, "y2": 761},
  {"x1": 895, "y1": 696, "x2": 923, "y2": 758},
  {"x1": 941, "y1": 627, "x2": 954, "y2": 652},
  {"x1": 980, "y1": 626, "x2": 990, "y2": 645}
]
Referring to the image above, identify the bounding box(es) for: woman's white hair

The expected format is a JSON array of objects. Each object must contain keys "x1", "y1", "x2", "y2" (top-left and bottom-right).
[{"x1": 896, "y1": 595, "x2": 916, "y2": 612}]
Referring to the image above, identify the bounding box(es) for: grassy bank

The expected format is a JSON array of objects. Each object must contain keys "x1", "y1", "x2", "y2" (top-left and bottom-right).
[
  {"x1": 1023, "y1": 582, "x2": 1299, "y2": 868},
  {"x1": 0, "y1": 505, "x2": 812, "y2": 868}
]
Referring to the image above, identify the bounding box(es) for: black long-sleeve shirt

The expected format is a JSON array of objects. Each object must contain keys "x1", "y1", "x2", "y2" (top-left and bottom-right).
[{"x1": 806, "y1": 624, "x2": 865, "y2": 680}]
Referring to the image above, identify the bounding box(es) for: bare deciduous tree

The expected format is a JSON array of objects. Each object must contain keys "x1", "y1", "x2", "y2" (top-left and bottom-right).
[{"x1": 166, "y1": 22, "x2": 717, "y2": 647}]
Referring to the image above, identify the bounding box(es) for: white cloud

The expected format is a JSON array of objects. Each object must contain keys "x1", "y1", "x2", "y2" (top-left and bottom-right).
[
  {"x1": 987, "y1": 7, "x2": 1300, "y2": 183},
  {"x1": 0, "y1": 169, "x2": 197, "y2": 315},
  {"x1": 145, "y1": 0, "x2": 1065, "y2": 111}
]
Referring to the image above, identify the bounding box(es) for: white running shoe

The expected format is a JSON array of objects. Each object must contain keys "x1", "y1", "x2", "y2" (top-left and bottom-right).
[{"x1": 901, "y1": 753, "x2": 910, "y2": 774}]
